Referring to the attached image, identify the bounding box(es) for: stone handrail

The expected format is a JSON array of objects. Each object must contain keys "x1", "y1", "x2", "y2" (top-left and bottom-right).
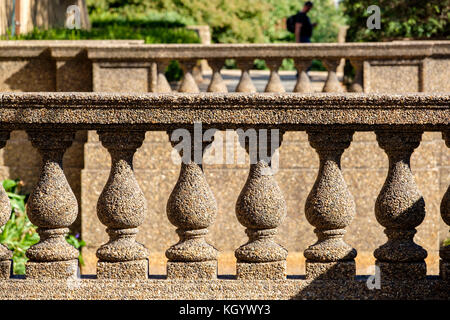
[
  {"x1": 0, "y1": 92, "x2": 448, "y2": 299},
  {"x1": 1, "y1": 40, "x2": 449, "y2": 93}
]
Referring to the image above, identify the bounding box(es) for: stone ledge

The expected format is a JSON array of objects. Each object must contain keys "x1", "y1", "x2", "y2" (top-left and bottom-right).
[
  {"x1": 0, "y1": 277, "x2": 447, "y2": 300},
  {"x1": 0, "y1": 93, "x2": 447, "y2": 130}
]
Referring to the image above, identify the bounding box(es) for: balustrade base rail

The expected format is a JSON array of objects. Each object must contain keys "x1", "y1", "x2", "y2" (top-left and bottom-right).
[{"x1": 0, "y1": 277, "x2": 448, "y2": 300}]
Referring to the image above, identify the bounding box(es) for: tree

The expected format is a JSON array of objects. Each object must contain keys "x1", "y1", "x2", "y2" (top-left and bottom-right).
[{"x1": 342, "y1": 0, "x2": 449, "y2": 41}]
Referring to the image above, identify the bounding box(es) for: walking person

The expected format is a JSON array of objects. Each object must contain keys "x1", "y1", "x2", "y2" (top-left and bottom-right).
[{"x1": 291, "y1": 1, "x2": 316, "y2": 43}]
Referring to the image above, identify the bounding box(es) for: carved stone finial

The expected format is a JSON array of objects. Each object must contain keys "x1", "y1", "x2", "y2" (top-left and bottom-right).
[
  {"x1": 293, "y1": 59, "x2": 312, "y2": 93},
  {"x1": 374, "y1": 131, "x2": 427, "y2": 280},
  {"x1": 304, "y1": 130, "x2": 356, "y2": 279},
  {"x1": 236, "y1": 59, "x2": 257, "y2": 93},
  {"x1": 96, "y1": 131, "x2": 148, "y2": 279},
  {"x1": 207, "y1": 59, "x2": 228, "y2": 93},
  {"x1": 264, "y1": 59, "x2": 285, "y2": 93},
  {"x1": 25, "y1": 130, "x2": 79, "y2": 279},
  {"x1": 235, "y1": 130, "x2": 287, "y2": 279},
  {"x1": 178, "y1": 60, "x2": 200, "y2": 93},
  {"x1": 322, "y1": 59, "x2": 344, "y2": 93},
  {"x1": 166, "y1": 129, "x2": 218, "y2": 279}
]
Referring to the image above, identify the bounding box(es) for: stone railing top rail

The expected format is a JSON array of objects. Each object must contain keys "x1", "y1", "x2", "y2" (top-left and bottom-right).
[
  {"x1": 0, "y1": 39, "x2": 144, "y2": 58},
  {"x1": 0, "y1": 92, "x2": 448, "y2": 129},
  {"x1": 0, "y1": 40, "x2": 449, "y2": 59}
]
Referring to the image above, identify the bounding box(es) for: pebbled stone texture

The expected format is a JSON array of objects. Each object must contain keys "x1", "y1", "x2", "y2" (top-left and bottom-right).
[
  {"x1": 167, "y1": 261, "x2": 217, "y2": 279},
  {"x1": 237, "y1": 261, "x2": 286, "y2": 280},
  {"x1": 440, "y1": 131, "x2": 450, "y2": 280},
  {"x1": 25, "y1": 130, "x2": 79, "y2": 278},
  {"x1": 96, "y1": 131, "x2": 148, "y2": 278},
  {"x1": 166, "y1": 129, "x2": 218, "y2": 279},
  {"x1": 235, "y1": 131, "x2": 287, "y2": 279},
  {"x1": 374, "y1": 131, "x2": 427, "y2": 279},
  {"x1": 0, "y1": 277, "x2": 448, "y2": 300},
  {"x1": 26, "y1": 260, "x2": 78, "y2": 279},
  {"x1": 97, "y1": 259, "x2": 148, "y2": 279},
  {"x1": 304, "y1": 130, "x2": 357, "y2": 279}
]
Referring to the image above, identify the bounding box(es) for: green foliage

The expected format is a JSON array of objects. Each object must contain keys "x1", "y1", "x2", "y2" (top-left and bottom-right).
[
  {"x1": 134, "y1": 0, "x2": 271, "y2": 43},
  {"x1": 66, "y1": 234, "x2": 86, "y2": 266},
  {"x1": 0, "y1": 179, "x2": 86, "y2": 275},
  {"x1": 444, "y1": 238, "x2": 450, "y2": 247},
  {"x1": 117, "y1": 0, "x2": 346, "y2": 44},
  {"x1": 3, "y1": 21, "x2": 199, "y2": 44},
  {"x1": 0, "y1": 180, "x2": 37, "y2": 275},
  {"x1": 342, "y1": 0, "x2": 450, "y2": 41}
]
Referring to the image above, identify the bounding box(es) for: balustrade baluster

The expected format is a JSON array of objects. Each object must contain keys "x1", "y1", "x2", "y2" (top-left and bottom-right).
[
  {"x1": 96, "y1": 131, "x2": 149, "y2": 279},
  {"x1": 293, "y1": 59, "x2": 312, "y2": 93},
  {"x1": 25, "y1": 130, "x2": 79, "y2": 279},
  {"x1": 322, "y1": 59, "x2": 344, "y2": 93},
  {"x1": 440, "y1": 131, "x2": 450, "y2": 280},
  {"x1": 304, "y1": 130, "x2": 356, "y2": 279},
  {"x1": 235, "y1": 129, "x2": 287, "y2": 279},
  {"x1": 374, "y1": 131, "x2": 427, "y2": 280},
  {"x1": 156, "y1": 60, "x2": 172, "y2": 93},
  {"x1": 349, "y1": 60, "x2": 363, "y2": 93},
  {"x1": 179, "y1": 60, "x2": 200, "y2": 93},
  {"x1": 264, "y1": 59, "x2": 285, "y2": 93},
  {"x1": 0, "y1": 131, "x2": 12, "y2": 279},
  {"x1": 166, "y1": 128, "x2": 218, "y2": 279},
  {"x1": 236, "y1": 59, "x2": 257, "y2": 93},
  {"x1": 207, "y1": 59, "x2": 228, "y2": 93}
]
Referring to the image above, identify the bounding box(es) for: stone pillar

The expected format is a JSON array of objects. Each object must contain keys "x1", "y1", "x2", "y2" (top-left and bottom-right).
[
  {"x1": 155, "y1": 60, "x2": 172, "y2": 93},
  {"x1": 264, "y1": 59, "x2": 285, "y2": 93},
  {"x1": 25, "y1": 130, "x2": 79, "y2": 279},
  {"x1": 207, "y1": 59, "x2": 228, "y2": 93},
  {"x1": 179, "y1": 60, "x2": 200, "y2": 93},
  {"x1": 0, "y1": 131, "x2": 12, "y2": 279},
  {"x1": 236, "y1": 59, "x2": 257, "y2": 93},
  {"x1": 96, "y1": 131, "x2": 148, "y2": 279},
  {"x1": 440, "y1": 131, "x2": 450, "y2": 280},
  {"x1": 349, "y1": 60, "x2": 363, "y2": 93},
  {"x1": 235, "y1": 130, "x2": 287, "y2": 279},
  {"x1": 304, "y1": 130, "x2": 356, "y2": 279},
  {"x1": 293, "y1": 59, "x2": 312, "y2": 93},
  {"x1": 374, "y1": 131, "x2": 427, "y2": 280},
  {"x1": 166, "y1": 129, "x2": 218, "y2": 279},
  {"x1": 322, "y1": 59, "x2": 343, "y2": 93}
]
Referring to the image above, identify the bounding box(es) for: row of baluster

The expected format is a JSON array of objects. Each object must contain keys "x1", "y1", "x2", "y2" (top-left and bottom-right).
[
  {"x1": 0, "y1": 129, "x2": 448, "y2": 280},
  {"x1": 154, "y1": 58, "x2": 363, "y2": 93}
]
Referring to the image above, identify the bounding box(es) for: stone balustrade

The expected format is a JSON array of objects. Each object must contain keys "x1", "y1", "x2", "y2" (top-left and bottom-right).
[
  {"x1": 0, "y1": 92, "x2": 447, "y2": 299},
  {"x1": 1, "y1": 40, "x2": 449, "y2": 93}
]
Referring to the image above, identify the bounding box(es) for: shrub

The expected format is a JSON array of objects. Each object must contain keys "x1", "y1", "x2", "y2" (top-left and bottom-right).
[{"x1": 0, "y1": 179, "x2": 86, "y2": 275}]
